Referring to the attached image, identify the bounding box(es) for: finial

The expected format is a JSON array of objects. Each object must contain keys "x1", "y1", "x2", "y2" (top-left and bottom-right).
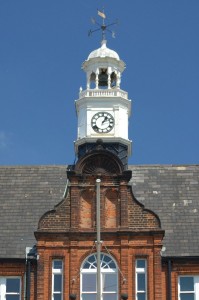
[{"x1": 88, "y1": 8, "x2": 118, "y2": 43}]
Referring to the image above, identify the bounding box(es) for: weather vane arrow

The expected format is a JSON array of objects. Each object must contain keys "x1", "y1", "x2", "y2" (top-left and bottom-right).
[{"x1": 88, "y1": 8, "x2": 118, "y2": 41}]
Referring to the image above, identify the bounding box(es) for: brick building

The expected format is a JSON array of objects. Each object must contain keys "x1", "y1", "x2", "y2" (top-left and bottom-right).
[{"x1": 0, "y1": 34, "x2": 199, "y2": 300}]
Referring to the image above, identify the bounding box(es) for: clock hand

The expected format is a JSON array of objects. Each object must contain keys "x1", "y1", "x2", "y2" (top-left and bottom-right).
[{"x1": 102, "y1": 116, "x2": 108, "y2": 124}]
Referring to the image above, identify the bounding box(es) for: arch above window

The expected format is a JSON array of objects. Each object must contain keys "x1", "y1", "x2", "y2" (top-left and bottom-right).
[
  {"x1": 82, "y1": 253, "x2": 117, "y2": 270},
  {"x1": 81, "y1": 253, "x2": 118, "y2": 300}
]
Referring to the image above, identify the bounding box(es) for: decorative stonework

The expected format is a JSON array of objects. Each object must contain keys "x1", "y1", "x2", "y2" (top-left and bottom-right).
[
  {"x1": 77, "y1": 141, "x2": 128, "y2": 169},
  {"x1": 75, "y1": 149, "x2": 124, "y2": 175},
  {"x1": 36, "y1": 155, "x2": 162, "y2": 233}
]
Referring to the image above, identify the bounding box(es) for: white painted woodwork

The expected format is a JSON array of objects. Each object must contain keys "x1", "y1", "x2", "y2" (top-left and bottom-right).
[{"x1": 74, "y1": 40, "x2": 132, "y2": 156}]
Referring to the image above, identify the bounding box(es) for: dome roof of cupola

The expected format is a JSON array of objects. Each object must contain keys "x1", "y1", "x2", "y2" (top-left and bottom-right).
[{"x1": 87, "y1": 40, "x2": 120, "y2": 60}]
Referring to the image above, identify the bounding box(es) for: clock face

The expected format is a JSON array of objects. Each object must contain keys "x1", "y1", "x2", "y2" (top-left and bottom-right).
[{"x1": 91, "y1": 112, "x2": 114, "y2": 133}]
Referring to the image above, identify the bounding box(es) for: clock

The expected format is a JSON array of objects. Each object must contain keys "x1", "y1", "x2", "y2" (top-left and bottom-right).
[{"x1": 91, "y1": 112, "x2": 114, "y2": 133}]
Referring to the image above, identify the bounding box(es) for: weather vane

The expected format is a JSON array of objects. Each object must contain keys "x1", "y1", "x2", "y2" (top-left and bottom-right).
[{"x1": 88, "y1": 8, "x2": 118, "y2": 41}]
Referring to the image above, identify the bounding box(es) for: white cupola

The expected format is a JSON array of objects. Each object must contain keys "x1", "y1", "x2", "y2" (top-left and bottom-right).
[
  {"x1": 83, "y1": 40, "x2": 125, "y2": 89},
  {"x1": 74, "y1": 39, "x2": 132, "y2": 169}
]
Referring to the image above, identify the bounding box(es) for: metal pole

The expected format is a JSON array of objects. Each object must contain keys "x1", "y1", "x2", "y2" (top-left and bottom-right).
[
  {"x1": 167, "y1": 259, "x2": 172, "y2": 300},
  {"x1": 26, "y1": 260, "x2": 31, "y2": 300},
  {"x1": 96, "y1": 179, "x2": 101, "y2": 300}
]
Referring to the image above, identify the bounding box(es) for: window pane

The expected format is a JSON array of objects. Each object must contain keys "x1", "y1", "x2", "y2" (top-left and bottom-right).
[
  {"x1": 108, "y1": 261, "x2": 116, "y2": 268},
  {"x1": 54, "y1": 274, "x2": 62, "y2": 292},
  {"x1": 180, "y1": 277, "x2": 194, "y2": 291},
  {"x1": 82, "y1": 293, "x2": 96, "y2": 300},
  {"x1": 83, "y1": 255, "x2": 97, "y2": 269},
  {"x1": 82, "y1": 274, "x2": 97, "y2": 292},
  {"x1": 83, "y1": 262, "x2": 90, "y2": 269},
  {"x1": 137, "y1": 274, "x2": 145, "y2": 291},
  {"x1": 180, "y1": 294, "x2": 194, "y2": 300},
  {"x1": 6, "y1": 278, "x2": 20, "y2": 293},
  {"x1": 103, "y1": 294, "x2": 117, "y2": 300},
  {"x1": 137, "y1": 293, "x2": 146, "y2": 300},
  {"x1": 103, "y1": 274, "x2": 117, "y2": 292},
  {"x1": 53, "y1": 260, "x2": 63, "y2": 270},
  {"x1": 137, "y1": 260, "x2": 145, "y2": 269},
  {"x1": 101, "y1": 255, "x2": 116, "y2": 269},
  {"x1": 103, "y1": 255, "x2": 111, "y2": 263},
  {"x1": 6, "y1": 296, "x2": 20, "y2": 300},
  {"x1": 89, "y1": 255, "x2": 96, "y2": 264},
  {"x1": 53, "y1": 295, "x2": 62, "y2": 300}
]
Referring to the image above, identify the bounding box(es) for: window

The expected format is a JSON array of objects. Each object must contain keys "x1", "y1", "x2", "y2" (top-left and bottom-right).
[
  {"x1": 135, "y1": 259, "x2": 147, "y2": 300},
  {"x1": 0, "y1": 277, "x2": 21, "y2": 300},
  {"x1": 178, "y1": 276, "x2": 199, "y2": 300},
  {"x1": 81, "y1": 253, "x2": 118, "y2": 300},
  {"x1": 52, "y1": 260, "x2": 63, "y2": 300}
]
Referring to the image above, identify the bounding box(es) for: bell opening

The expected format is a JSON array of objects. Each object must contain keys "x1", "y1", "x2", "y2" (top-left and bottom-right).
[
  {"x1": 99, "y1": 68, "x2": 108, "y2": 88},
  {"x1": 111, "y1": 72, "x2": 117, "y2": 88},
  {"x1": 90, "y1": 72, "x2": 96, "y2": 89}
]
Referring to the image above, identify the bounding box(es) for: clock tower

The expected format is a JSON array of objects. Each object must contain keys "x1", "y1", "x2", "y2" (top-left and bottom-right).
[
  {"x1": 34, "y1": 15, "x2": 164, "y2": 300},
  {"x1": 75, "y1": 39, "x2": 132, "y2": 169}
]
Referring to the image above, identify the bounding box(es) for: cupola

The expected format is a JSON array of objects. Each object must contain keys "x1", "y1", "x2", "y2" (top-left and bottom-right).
[{"x1": 82, "y1": 40, "x2": 125, "y2": 89}]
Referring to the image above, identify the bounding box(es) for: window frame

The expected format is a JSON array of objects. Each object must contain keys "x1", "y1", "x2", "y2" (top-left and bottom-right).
[
  {"x1": 52, "y1": 259, "x2": 63, "y2": 300},
  {"x1": 0, "y1": 276, "x2": 21, "y2": 299},
  {"x1": 80, "y1": 253, "x2": 118, "y2": 300},
  {"x1": 135, "y1": 258, "x2": 147, "y2": 300},
  {"x1": 178, "y1": 275, "x2": 199, "y2": 300}
]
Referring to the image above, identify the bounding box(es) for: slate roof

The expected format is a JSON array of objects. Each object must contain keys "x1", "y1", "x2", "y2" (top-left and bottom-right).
[
  {"x1": 130, "y1": 165, "x2": 199, "y2": 257},
  {"x1": 0, "y1": 165, "x2": 198, "y2": 259},
  {"x1": 0, "y1": 166, "x2": 67, "y2": 259}
]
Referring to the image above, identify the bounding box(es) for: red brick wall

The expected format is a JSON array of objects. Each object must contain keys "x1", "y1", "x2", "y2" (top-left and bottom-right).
[
  {"x1": 104, "y1": 190, "x2": 118, "y2": 228},
  {"x1": 35, "y1": 169, "x2": 165, "y2": 299},
  {"x1": 80, "y1": 190, "x2": 94, "y2": 228},
  {"x1": 0, "y1": 260, "x2": 36, "y2": 300},
  {"x1": 35, "y1": 232, "x2": 164, "y2": 300},
  {"x1": 162, "y1": 259, "x2": 199, "y2": 300}
]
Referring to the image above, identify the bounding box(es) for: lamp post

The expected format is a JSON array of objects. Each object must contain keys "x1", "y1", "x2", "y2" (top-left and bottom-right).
[{"x1": 96, "y1": 178, "x2": 101, "y2": 300}]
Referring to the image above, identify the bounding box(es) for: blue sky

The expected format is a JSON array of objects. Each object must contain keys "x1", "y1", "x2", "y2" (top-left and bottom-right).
[{"x1": 0, "y1": 0, "x2": 198, "y2": 165}]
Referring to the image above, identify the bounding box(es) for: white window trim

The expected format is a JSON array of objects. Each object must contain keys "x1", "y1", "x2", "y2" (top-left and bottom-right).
[
  {"x1": 178, "y1": 275, "x2": 199, "y2": 300},
  {"x1": 80, "y1": 253, "x2": 118, "y2": 300},
  {"x1": 135, "y1": 259, "x2": 147, "y2": 300},
  {"x1": 0, "y1": 276, "x2": 21, "y2": 299},
  {"x1": 52, "y1": 259, "x2": 63, "y2": 300}
]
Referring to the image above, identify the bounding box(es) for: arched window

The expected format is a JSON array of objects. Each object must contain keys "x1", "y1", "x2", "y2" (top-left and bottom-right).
[{"x1": 81, "y1": 253, "x2": 118, "y2": 300}]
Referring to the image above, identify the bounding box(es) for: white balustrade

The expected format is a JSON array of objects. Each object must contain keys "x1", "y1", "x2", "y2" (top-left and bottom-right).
[{"x1": 79, "y1": 89, "x2": 128, "y2": 99}]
